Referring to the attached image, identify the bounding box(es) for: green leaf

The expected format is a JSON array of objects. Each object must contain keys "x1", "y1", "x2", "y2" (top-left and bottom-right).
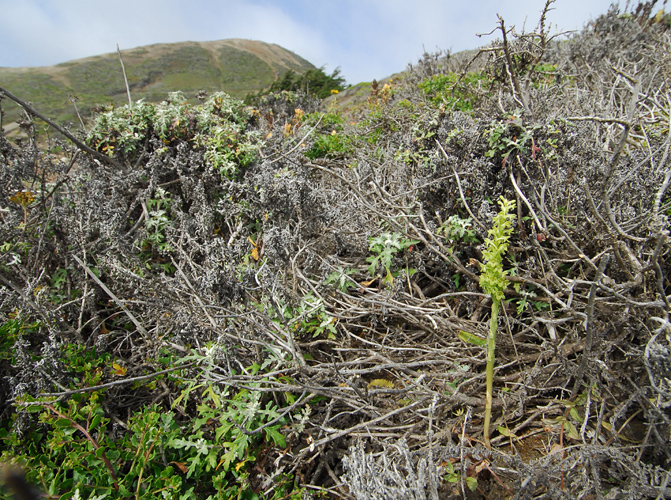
[
  {"x1": 465, "y1": 476, "x2": 478, "y2": 491},
  {"x1": 264, "y1": 426, "x2": 286, "y2": 448},
  {"x1": 497, "y1": 425, "x2": 518, "y2": 439},
  {"x1": 220, "y1": 450, "x2": 235, "y2": 471},
  {"x1": 367, "y1": 257, "x2": 379, "y2": 277},
  {"x1": 206, "y1": 448, "x2": 219, "y2": 470},
  {"x1": 179, "y1": 487, "x2": 195, "y2": 500},
  {"x1": 202, "y1": 383, "x2": 221, "y2": 408},
  {"x1": 118, "y1": 484, "x2": 132, "y2": 497},
  {"x1": 90, "y1": 413, "x2": 102, "y2": 431},
  {"x1": 216, "y1": 422, "x2": 234, "y2": 442},
  {"x1": 53, "y1": 418, "x2": 73, "y2": 428},
  {"x1": 569, "y1": 407, "x2": 583, "y2": 423},
  {"x1": 27, "y1": 403, "x2": 45, "y2": 413},
  {"x1": 564, "y1": 420, "x2": 580, "y2": 440},
  {"x1": 458, "y1": 330, "x2": 487, "y2": 347}
]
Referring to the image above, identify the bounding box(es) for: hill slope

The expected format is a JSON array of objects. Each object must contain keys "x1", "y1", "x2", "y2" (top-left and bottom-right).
[{"x1": 0, "y1": 39, "x2": 315, "y2": 126}]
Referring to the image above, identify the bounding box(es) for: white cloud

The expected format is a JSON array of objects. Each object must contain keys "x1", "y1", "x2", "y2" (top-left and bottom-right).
[
  {"x1": 0, "y1": 0, "x2": 624, "y2": 83},
  {"x1": 332, "y1": 0, "x2": 616, "y2": 81},
  {"x1": 191, "y1": 1, "x2": 330, "y2": 66},
  {"x1": 0, "y1": 0, "x2": 191, "y2": 65},
  {"x1": 0, "y1": 0, "x2": 332, "y2": 70}
]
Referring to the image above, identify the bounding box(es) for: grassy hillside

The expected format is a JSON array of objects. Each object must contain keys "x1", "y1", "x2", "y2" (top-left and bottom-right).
[{"x1": 0, "y1": 39, "x2": 315, "y2": 126}]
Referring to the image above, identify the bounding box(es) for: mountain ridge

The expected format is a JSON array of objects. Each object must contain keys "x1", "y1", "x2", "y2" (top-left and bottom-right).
[{"x1": 0, "y1": 38, "x2": 315, "y2": 128}]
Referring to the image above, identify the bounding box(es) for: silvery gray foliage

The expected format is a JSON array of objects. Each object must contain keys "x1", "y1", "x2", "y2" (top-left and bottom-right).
[
  {"x1": 342, "y1": 439, "x2": 440, "y2": 500},
  {"x1": 645, "y1": 319, "x2": 671, "y2": 409},
  {"x1": 7, "y1": 332, "x2": 66, "y2": 406},
  {"x1": 549, "y1": 2, "x2": 668, "y2": 74}
]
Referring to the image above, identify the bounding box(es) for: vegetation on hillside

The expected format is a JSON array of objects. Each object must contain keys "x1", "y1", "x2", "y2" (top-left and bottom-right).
[
  {"x1": 1, "y1": 1, "x2": 671, "y2": 499},
  {"x1": 246, "y1": 66, "x2": 349, "y2": 102},
  {"x1": 0, "y1": 40, "x2": 316, "y2": 126}
]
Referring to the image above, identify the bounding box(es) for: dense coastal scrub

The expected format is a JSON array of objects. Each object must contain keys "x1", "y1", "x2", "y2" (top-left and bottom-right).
[{"x1": 1, "y1": 2, "x2": 671, "y2": 498}]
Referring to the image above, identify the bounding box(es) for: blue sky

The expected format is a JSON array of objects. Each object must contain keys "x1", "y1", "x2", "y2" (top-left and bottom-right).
[{"x1": 1, "y1": 0, "x2": 618, "y2": 84}]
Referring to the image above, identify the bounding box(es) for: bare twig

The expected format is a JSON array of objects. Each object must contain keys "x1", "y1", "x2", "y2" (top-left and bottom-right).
[
  {"x1": 72, "y1": 254, "x2": 149, "y2": 336},
  {"x1": 435, "y1": 138, "x2": 486, "y2": 231},
  {"x1": 572, "y1": 254, "x2": 610, "y2": 396},
  {"x1": 117, "y1": 44, "x2": 132, "y2": 107},
  {"x1": 0, "y1": 86, "x2": 125, "y2": 170},
  {"x1": 15, "y1": 363, "x2": 196, "y2": 401}
]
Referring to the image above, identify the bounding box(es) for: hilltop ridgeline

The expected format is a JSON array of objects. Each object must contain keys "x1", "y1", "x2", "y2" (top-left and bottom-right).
[{"x1": 0, "y1": 39, "x2": 315, "y2": 126}]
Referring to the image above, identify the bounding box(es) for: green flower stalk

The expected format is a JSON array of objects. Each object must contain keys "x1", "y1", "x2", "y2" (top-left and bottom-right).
[{"x1": 479, "y1": 196, "x2": 516, "y2": 448}]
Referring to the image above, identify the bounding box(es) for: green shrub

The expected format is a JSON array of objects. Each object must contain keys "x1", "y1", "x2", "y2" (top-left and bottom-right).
[
  {"x1": 418, "y1": 71, "x2": 492, "y2": 111},
  {"x1": 86, "y1": 91, "x2": 262, "y2": 179},
  {"x1": 257, "y1": 66, "x2": 347, "y2": 100},
  {"x1": 367, "y1": 232, "x2": 419, "y2": 285},
  {"x1": 304, "y1": 131, "x2": 352, "y2": 160},
  {"x1": 1, "y1": 348, "x2": 296, "y2": 499}
]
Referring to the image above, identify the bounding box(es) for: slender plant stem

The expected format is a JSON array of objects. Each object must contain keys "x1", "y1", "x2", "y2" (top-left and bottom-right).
[
  {"x1": 117, "y1": 44, "x2": 132, "y2": 107},
  {"x1": 484, "y1": 297, "x2": 500, "y2": 449},
  {"x1": 45, "y1": 405, "x2": 119, "y2": 491}
]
